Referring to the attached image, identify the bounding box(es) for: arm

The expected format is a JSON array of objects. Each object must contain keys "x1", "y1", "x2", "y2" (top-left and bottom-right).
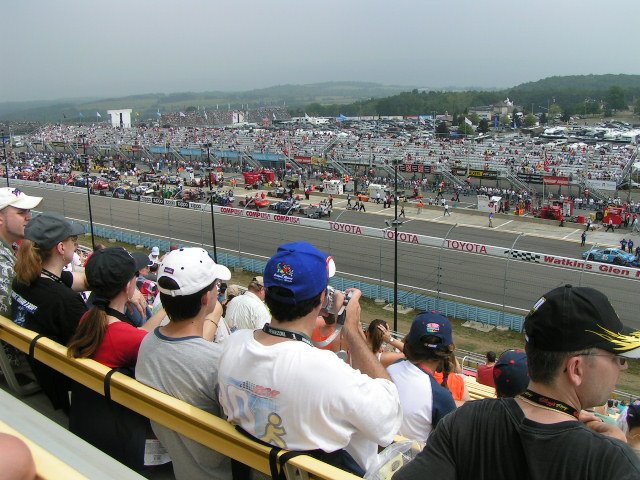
[
  {"x1": 579, "y1": 410, "x2": 627, "y2": 442},
  {"x1": 340, "y1": 289, "x2": 391, "y2": 381},
  {"x1": 140, "y1": 307, "x2": 166, "y2": 332},
  {"x1": 203, "y1": 302, "x2": 223, "y2": 341}
]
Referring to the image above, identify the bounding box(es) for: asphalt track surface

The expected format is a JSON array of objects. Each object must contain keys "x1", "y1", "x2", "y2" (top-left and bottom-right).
[{"x1": 21, "y1": 184, "x2": 640, "y2": 329}]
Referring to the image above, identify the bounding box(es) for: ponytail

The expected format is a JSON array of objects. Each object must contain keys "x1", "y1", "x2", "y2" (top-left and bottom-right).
[
  {"x1": 67, "y1": 306, "x2": 109, "y2": 359},
  {"x1": 15, "y1": 240, "x2": 52, "y2": 286}
]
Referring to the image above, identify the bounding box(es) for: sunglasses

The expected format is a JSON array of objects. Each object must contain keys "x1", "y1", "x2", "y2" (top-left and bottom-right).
[{"x1": 578, "y1": 353, "x2": 627, "y2": 366}]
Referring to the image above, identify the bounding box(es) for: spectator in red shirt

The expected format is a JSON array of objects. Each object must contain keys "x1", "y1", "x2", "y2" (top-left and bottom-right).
[
  {"x1": 476, "y1": 351, "x2": 496, "y2": 388},
  {"x1": 67, "y1": 247, "x2": 164, "y2": 369}
]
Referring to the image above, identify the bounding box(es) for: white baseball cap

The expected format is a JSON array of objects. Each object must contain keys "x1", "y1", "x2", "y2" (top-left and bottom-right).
[
  {"x1": 0, "y1": 187, "x2": 42, "y2": 211},
  {"x1": 150, "y1": 246, "x2": 160, "y2": 256},
  {"x1": 157, "y1": 247, "x2": 231, "y2": 297}
]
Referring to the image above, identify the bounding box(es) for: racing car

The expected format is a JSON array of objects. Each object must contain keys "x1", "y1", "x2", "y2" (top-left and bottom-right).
[
  {"x1": 269, "y1": 199, "x2": 301, "y2": 215},
  {"x1": 582, "y1": 248, "x2": 636, "y2": 266}
]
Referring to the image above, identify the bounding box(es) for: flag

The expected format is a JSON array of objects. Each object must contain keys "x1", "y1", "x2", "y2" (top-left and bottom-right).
[
  {"x1": 96, "y1": 111, "x2": 101, "y2": 118},
  {"x1": 179, "y1": 112, "x2": 186, "y2": 117},
  {"x1": 78, "y1": 112, "x2": 84, "y2": 118},
  {"x1": 464, "y1": 117, "x2": 473, "y2": 126},
  {"x1": 157, "y1": 109, "x2": 161, "y2": 118},
  {"x1": 203, "y1": 109, "x2": 208, "y2": 120},
  {"x1": 272, "y1": 113, "x2": 276, "y2": 120}
]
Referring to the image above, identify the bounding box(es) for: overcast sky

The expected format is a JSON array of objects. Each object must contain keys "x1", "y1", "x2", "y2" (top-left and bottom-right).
[{"x1": 3, "y1": 0, "x2": 639, "y2": 103}]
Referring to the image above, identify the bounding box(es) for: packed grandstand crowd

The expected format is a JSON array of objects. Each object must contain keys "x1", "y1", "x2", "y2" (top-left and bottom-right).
[{"x1": 16, "y1": 120, "x2": 635, "y2": 185}]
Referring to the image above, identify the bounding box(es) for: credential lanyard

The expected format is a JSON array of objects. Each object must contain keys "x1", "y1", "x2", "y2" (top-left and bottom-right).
[
  {"x1": 262, "y1": 324, "x2": 313, "y2": 347},
  {"x1": 519, "y1": 389, "x2": 580, "y2": 419}
]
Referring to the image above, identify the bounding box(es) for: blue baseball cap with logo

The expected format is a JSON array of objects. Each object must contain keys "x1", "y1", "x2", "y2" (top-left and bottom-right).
[
  {"x1": 406, "y1": 311, "x2": 453, "y2": 350},
  {"x1": 264, "y1": 241, "x2": 336, "y2": 304}
]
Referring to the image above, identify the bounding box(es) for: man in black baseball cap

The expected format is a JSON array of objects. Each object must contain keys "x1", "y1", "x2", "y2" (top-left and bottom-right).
[{"x1": 395, "y1": 285, "x2": 640, "y2": 480}]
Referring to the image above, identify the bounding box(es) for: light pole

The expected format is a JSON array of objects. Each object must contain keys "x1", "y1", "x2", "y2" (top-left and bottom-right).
[
  {"x1": 79, "y1": 134, "x2": 95, "y2": 249},
  {"x1": 1, "y1": 129, "x2": 8, "y2": 186},
  {"x1": 205, "y1": 143, "x2": 218, "y2": 262},
  {"x1": 385, "y1": 157, "x2": 404, "y2": 332}
]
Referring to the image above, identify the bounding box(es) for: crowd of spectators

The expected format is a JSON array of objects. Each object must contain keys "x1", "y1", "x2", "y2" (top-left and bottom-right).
[
  {"x1": 2, "y1": 160, "x2": 640, "y2": 478},
  {"x1": 14, "y1": 120, "x2": 635, "y2": 189}
]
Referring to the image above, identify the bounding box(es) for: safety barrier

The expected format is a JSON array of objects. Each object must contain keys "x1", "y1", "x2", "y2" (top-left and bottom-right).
[
  {"x1": 88, "y1": 222, "x2": 526, "y2": 331},
  {"x1": 0, "y1": 316, "x2": 366, "y2": 480}
]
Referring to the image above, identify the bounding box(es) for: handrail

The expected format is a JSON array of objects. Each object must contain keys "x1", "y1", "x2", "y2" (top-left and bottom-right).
[{"x1": 0, "y1": 316, "x2": 359, "y2": 480}]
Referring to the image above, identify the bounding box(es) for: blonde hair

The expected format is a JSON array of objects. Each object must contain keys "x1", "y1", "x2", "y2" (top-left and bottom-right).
[{"x1": 14, "y1": 240, "x2": 53, "y2": 286}]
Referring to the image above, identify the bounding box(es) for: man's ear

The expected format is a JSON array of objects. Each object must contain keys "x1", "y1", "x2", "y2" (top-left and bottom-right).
[{"x1": 564, "y1": 354, "x2": 586, "y2": 387}]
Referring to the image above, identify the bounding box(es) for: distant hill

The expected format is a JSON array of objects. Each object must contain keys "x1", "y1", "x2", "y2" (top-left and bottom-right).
[
  {"x1": 0, "y1": 82, "x2": 414, "y2": 122},
  {"x1": 2, "y1": 75, "x2": 639, "y2": 123},
  {"x1": 510, "y1": 74, "x2": 640, "y2": 92}
]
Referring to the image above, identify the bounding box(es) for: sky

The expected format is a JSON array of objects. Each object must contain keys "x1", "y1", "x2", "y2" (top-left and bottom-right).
[{"x1": 3, "y1": 0, "x2": 640, "y2": 103}]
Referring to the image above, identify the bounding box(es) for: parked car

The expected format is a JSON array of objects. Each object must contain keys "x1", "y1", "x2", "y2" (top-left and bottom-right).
[{"x1": 582, "y1": 248, "x2": 636, "y2": 266}]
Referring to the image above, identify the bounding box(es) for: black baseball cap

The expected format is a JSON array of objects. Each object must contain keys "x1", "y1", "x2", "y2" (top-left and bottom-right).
[
  {"x1": 524, "y1": 285, "x2": 640, "y2": 358},
  {"x1": 86, "y1": 247, "x2": 137, "y2": 298},
  {"x1": 131, "y1": 251, "x2": 153, "y2": 271}
]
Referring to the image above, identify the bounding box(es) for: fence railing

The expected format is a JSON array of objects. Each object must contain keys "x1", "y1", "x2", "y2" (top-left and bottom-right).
[{"x1": 15, "y1": 179, "x2": 640, "y2": 329}]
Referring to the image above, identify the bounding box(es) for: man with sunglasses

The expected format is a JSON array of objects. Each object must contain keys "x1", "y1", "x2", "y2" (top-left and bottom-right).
[{"x1": 395, "y1": 285, "x2": 640, "y2": 480}]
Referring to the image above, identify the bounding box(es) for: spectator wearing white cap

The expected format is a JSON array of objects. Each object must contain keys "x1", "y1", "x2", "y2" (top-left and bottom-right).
[
  {"x1": 0, "y1": 188, "x2": 42, "y2": 383},
  {"x1": 136, "y1": 247, "x2": 232, "y2": 480},
  {"x1": 0, "y1": 187, "x2": 42, "y2": 317},
  {"x1": 224, "y1": 275, "x2": 270, "y2": 331},
  {"x1": 148, "y1": 246, "x2": 160, "y2": 266}
]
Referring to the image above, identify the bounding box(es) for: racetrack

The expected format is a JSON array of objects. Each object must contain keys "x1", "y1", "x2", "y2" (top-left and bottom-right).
[{"x1": 25, "y1": 184, "x2": 640, "y2": 328}]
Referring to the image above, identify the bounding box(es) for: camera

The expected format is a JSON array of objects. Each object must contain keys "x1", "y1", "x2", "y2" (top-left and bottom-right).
[{"x1": 321, "y1": 286, "x2": 346, "y2": 316}]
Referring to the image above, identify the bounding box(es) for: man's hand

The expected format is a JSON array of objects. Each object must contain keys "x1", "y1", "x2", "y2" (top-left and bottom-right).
[
  {"x1": 341, "y1": 288, "x2": 363, "y2": 341},
  {"x1": 128, "y1": 288, "x2": 148, "y2": 317},
  {"x1": 579, "y1": 410, "x2": 627, "y2": 442}
]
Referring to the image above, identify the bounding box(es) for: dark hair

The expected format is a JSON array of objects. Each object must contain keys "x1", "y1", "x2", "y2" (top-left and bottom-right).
[
  {"x1": 404, "y1": 335, "x2": 454, "y2": 388},
  {"x1": 265, "y1": 286, "x2": 322, "y2": 322},
  {"x1": 67, "y1": 308, "x2": 108, "y2": 359},
  {"x1": 158, "y1": 276, "x2": 215, "y2": 322},
  {"x1": 487, "y1": 351, "x2": 496, "y2": 363},
  {"x1": 525, "y1": 344, "x2": 582, "y2": 384},
  {"x1": 367, "y1": 319, "x2": 388, "y2": 353},
  {"x1": 626, "y1": 401, "x2": 640, "y2": 431}
]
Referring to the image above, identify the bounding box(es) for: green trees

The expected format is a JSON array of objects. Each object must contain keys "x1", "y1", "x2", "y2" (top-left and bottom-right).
[
  {"x1": 477, "y1": 118, "x2": 490, "y2": 133},
  {"x1": 522, "y1": 114, "x2": 537, "y2": 127},
  {"x1": 435, "y1": 121, "x2": 450, "y2": 138},
  {"x1": 606, "y1": 86, "x2": 626, "y2": 111}
]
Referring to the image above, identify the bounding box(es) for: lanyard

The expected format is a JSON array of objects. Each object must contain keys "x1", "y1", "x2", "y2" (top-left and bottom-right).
[
  {"x1": 519, "y1": 389, "x2": 579, "y2": 419},
  {"x1": 41, "y1": 268, "x2": 63, "y2": 284},
  {"x1": 262, "y1": 324, "x2": 313, "y2": 347},
  {"x1": 104, "y1": 306, "x2": 131, "y2": 324}
]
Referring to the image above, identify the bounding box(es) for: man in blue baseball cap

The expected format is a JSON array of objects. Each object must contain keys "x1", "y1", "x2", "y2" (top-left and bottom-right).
[{"x1": 218, "y1": 241, "x2": 401, "y2": 476}]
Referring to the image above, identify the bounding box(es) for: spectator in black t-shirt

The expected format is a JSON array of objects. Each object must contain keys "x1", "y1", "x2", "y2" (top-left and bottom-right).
[
  {"x1": 395, "y1": 285, "x2": 640, "y2": 480},
  {"x1": 11, "y1": 212, "x2": 88, "y2": 412}
]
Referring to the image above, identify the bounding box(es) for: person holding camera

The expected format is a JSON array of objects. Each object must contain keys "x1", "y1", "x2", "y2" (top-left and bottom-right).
[{"x1": 218, "y1": 242, "x2": 401, "y2": 476}]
